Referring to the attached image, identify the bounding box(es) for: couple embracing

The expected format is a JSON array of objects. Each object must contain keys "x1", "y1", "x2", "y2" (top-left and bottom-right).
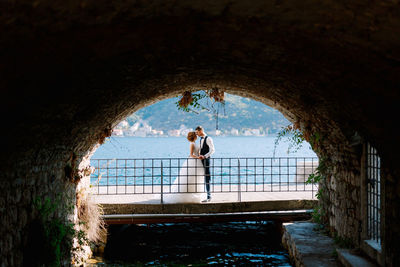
[{"x1": 164, "y1": 126, "x2": 215, "y2": 203}]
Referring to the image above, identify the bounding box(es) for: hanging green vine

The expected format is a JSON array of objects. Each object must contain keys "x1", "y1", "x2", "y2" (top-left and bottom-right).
[
  {"x1": 305, "y1": 156, "x2": 329, "y2": 224},
  {"x1": 273, "y1": 122, "x2": 323, "y2": 156},
  {"x1": 176, "y1": 89, "x2": 226, "y2": 129},
  {"x1": 176, "y1": 91, "x2": 208, "y2": 113},
  {"x1": 274, "y1": 123, "x2": 328, "y2": 225},
  {"x1": 273, "y1": 124, "x2": 305, "y2": 157}
]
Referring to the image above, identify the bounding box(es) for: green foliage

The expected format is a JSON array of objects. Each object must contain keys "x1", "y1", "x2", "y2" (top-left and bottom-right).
[
  {"x1": 73, "y1": 221, "x2": 90, "y2": 248},
  {"x1": 273, "y1": 124, "x2": 305, "y2": 157},
  {"x1": 306, "y1": 156, "x2": 329, "y2": 204},
  {"x1": 333, "y1": 233, "x2": 353, "y2": 249},
  {"x1": 311, "y1": 205, "x2": 324, "y2": 224},
  {"x1": 32, "y1": 195, "x2": 88, "y2": 266},
  {"x1": 305, "y1": 157, "x2": 329, "y2": 224},
  {"x1": 175, "y1": 91, "x2": 228, "y2": 129},
  {"x1": 33, "y1": 196, "x2": 73, "y2": 266},
  {"x1": 175, "y1": 91, "x2": 209, "y2": 113},
  {"x1": 274, "y1": 123, "x2": 324, "y2": 156},
  {"x1": 314, "y1": 188, "x2": 322, "y2": 200},
  {"x1": 33, "y1": 196, "x2": 58, "y2": 219},
  {"x1": 274, "y1": 126, "x2": 329, "y2": 226},
  {"x1": 309, "y1": 131, "x2": 321, "y2": 149},
  {"x1": 306, "y1": 173, "x2": 321, "y2": 185},
  {"x1": 306, "y1": 156, "x2": 327, "y2": 186}
]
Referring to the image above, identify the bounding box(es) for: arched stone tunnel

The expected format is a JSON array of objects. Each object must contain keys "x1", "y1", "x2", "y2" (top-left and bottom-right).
[{"x1": 1, "y1": 1, "x2": 400, "y2": 266}]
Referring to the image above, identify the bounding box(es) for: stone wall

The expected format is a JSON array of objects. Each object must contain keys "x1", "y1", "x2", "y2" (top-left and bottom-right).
[
  {"x1": 317, "y1": 141, "x2": 400, "y2": 266},
  {"x1": 0, "y1": 149, "x2": 75, "y2": 266},
  {"x1": 383, "y1": 165, "x2": 400, "y2": 266},
  {"x1": 320, "y1": 146, "x2": 363, "y2": 245},
  {"x1": 0, "y1": 147, "x2": 98, "y2": 266}
]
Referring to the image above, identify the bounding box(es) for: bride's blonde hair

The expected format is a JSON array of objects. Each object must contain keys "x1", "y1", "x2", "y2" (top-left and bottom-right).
[{"x1": 187, "y1": 131, "x2": 197, "y2": 142}]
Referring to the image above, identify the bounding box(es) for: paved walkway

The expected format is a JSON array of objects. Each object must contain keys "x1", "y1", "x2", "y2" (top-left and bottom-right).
[{"x1": 91, "y1": 185, "x2": 317, "y2": 204}]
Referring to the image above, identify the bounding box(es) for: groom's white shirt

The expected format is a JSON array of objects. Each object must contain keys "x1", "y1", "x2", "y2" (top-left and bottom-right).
[{"x1": 200, "y1": 133, "x2": 215, "y2": 158}]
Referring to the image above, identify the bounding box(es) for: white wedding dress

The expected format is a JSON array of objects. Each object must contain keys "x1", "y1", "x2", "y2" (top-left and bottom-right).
[{"x1": 164, "y1": 142, "x2": 206, "y2": 203}]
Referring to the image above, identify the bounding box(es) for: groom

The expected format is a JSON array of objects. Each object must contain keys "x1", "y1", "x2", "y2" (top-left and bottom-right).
[{"x1": 195, "y1": 126, "x2": 215, "y2": 202}]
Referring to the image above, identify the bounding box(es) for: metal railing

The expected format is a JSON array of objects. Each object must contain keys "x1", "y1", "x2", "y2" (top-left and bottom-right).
[{"x1": 90, "y1": 157, "x2": 319, "y2": 201}]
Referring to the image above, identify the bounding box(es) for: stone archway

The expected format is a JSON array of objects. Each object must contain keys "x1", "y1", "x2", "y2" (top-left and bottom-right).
[{"x1": 1, "y1": 1, "x2": 400, "y2": 266}]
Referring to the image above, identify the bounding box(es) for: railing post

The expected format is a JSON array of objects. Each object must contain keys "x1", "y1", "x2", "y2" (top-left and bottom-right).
[
  {"x1": 161, "y1": 161, "x2": 164, "y2": 204},
  {"x1": 311, "y1": 159, "x2": 314, "y2": 199},
  {"x1": 238, "y1": 159, "x2": 241, "y2": 202}
]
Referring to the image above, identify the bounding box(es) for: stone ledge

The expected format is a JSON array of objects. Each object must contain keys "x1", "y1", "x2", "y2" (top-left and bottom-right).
[
  {"x1": 282, "y1": 221, "x2": 340, "y2": 267},
  {"x1": 282, "y1": 221, "x2": 380, "y2": 267},
  {"x1": 337, "y1": 249, "x2": 377, "y2": 267},
  {"x1": 100, "y1": 199, "x2": 317, "y2": 215}
]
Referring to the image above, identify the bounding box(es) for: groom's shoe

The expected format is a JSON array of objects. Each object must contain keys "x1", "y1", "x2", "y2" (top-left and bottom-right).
[{"x1": 201, "y1": 197, "x2": 211, "y2": 203}]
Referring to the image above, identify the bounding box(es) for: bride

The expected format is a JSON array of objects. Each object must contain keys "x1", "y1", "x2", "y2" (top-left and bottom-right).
[{"x1": 164, "y1": 132, "x2": 206, "y2": 203}]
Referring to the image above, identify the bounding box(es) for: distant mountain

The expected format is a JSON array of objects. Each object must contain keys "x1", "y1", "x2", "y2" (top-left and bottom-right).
[{"x1": 125, "y1": 93, "x2": 290, "y2": 134}]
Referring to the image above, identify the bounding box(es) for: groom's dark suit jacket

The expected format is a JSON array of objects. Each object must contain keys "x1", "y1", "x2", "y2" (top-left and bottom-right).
[{"x1": 200, "y1": 136, "x2": 210, "y2": 156}]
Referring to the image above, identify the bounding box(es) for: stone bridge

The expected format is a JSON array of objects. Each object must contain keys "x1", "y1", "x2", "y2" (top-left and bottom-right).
[{"x1": 99, "y1": 200, "x2": 316, "y2": 224}]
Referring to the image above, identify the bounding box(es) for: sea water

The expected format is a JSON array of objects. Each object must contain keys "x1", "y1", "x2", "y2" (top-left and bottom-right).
[
  {"x1": 92, "y1": 136, "x2": 317, "y2": 159},
  {"x1": 90, "y1": 136, "x2": 317, "y2": 187}
]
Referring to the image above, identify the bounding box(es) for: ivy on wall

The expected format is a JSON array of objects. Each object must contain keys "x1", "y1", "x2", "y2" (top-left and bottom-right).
[
  {"x1": 274, "y1": 122, "x2": 327, "y2": 226},
  {"x1": 24, "y1": 195, "x2": 78, "y2": 266}
]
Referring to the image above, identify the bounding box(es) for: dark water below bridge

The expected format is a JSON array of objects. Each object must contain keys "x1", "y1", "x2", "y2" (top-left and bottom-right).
[{"x1": 87, "y1": 221, "x2": 293, "y2": 266}]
